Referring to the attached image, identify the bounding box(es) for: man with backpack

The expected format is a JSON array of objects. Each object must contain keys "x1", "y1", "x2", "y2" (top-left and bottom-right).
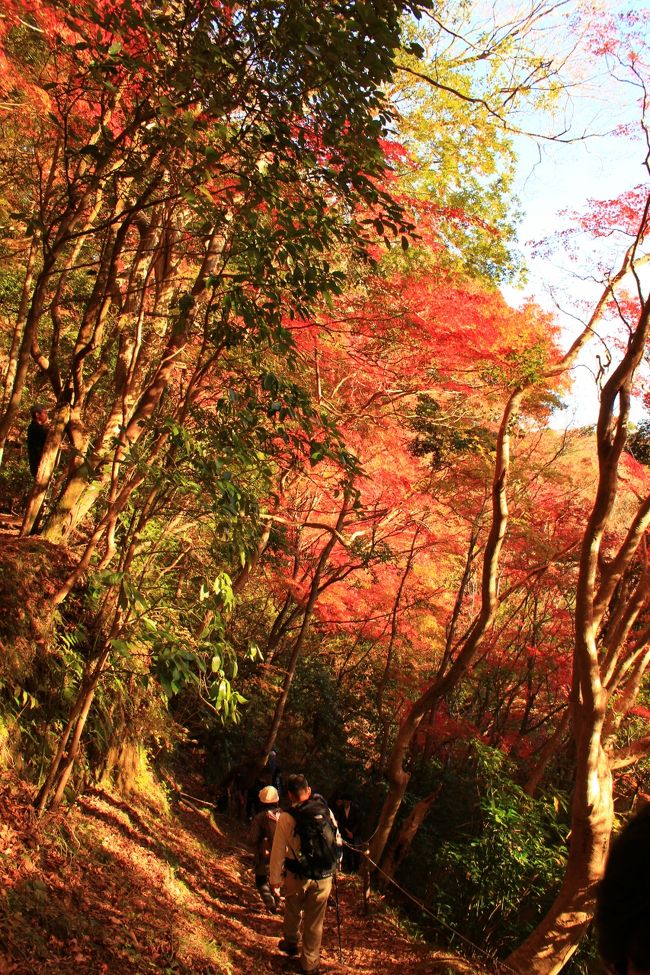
[
  {"x1": 248, "y1": 785, "x2": 282, "y2": 913},
  {"x1": 269, "y1": 774, "x2": 341, "y2": 974}
]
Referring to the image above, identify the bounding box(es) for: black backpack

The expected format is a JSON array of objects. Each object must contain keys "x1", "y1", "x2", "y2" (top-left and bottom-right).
[{"x1": 286, "y1": 796, "x2": 339, "y2": 880}]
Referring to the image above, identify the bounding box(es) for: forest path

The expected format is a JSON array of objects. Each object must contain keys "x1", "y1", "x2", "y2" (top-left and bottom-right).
[{"x1": 0, "y1": 768, "x2": 463, "y2": 975}]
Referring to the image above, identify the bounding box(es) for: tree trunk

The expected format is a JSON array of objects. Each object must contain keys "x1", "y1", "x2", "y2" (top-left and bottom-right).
[
  {"x1": 20, "y1": 406, "x2": 69, "y2": 536},
  {"x1": 524, "y1": 709, "x2": 570, "y2": 797},
  {"x1": 369, "y1": 388, "x2": 523, "y2": 868},
  {"x1": 380, "y1": 787, "x2": 441, "y2": 883},
  {"x1": 42, "y1": 231, "x2": 218, "y2": 545},
  {"x1": 0, "y1": 237, "x2": 37, "y2": 463},
  {"x1": 259, "y1": 488, "x2": 351, "y2": 764},
  {"x1": 367, "y1": 716, "x2": 416, "y2": 868},
  {"x1": 506, "y1": 724, "x2": 613, "y2": 975},
  {"x1": 35, "y1": 647, "x2": 110, "y2": 814},
  {"x1": 100, "y1": 740, "x2": 147, "y2": 796},
  {"x1": 507, "y1": 211, "x2": 650, "y2": 974}
]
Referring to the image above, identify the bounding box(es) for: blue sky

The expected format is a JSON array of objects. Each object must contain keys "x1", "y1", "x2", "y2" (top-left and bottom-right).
[{"x1": 501, "y1": 8, "x2": 650, "y2": 427}]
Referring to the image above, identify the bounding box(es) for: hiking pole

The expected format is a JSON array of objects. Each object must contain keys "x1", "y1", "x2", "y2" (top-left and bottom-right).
[
  {"x1": 360, "y1": 844, "x2": 370, "y2": 915},
  {"x1": 333, "y1": 872, "x2": 343, "y2": 964}
]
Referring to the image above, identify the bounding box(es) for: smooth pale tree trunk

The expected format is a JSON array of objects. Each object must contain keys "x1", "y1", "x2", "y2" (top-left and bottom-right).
[
  {"x1": 369, "y1": 388, "x2": 522, "y2": 869},
  {"x1": 368, "y1": 753, "x2": 410, "y2": 870},
  {"x1": 368, "y1": 230, "x2": 649, "y2": 880},
  {"x1": 506, "y1": 215, "x2": 650, "y2": 975},
  {"x1": 506, "y1": 718, "x2": 613, "y2": 975}
]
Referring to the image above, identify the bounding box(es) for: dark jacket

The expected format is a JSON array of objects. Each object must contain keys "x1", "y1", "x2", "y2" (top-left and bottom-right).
[
  {"x1": 336, "y1": 800, "x2": 361, "y2": 841},
  {"x1": 27, "y1": 419, "x2": 48, "y2": 477}
]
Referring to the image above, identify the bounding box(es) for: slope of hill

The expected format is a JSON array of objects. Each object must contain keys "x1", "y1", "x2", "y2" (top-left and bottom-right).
[{"x1": 0, "y1": 769, "x2": 473, "y2": 975}]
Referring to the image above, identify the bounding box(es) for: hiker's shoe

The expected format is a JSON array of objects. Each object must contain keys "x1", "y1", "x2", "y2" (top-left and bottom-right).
[
  {"x1": 285, "y1": 962, "x2": 319, "y2": 975},
  {"x1": 261, "y1": 892, "x2": 278, "y2": 914},
  {"x1": 278, "y1": 939, "x2": 299, "y2": 957}
]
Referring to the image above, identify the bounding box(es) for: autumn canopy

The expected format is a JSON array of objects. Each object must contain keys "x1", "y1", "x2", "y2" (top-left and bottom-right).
[{"x1": 1, "y1": 2, "x2": 650, "y2": 975}]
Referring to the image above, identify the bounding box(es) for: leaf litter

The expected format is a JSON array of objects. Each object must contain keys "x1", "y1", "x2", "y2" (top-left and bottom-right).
[{"x1": 0, "y1": 768, "x2": 473, "y2": 975}]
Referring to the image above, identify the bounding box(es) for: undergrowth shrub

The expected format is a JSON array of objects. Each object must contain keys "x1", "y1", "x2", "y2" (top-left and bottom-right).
[{"x1": 399, "y1": 743, "x2": 570, "y2": 964}]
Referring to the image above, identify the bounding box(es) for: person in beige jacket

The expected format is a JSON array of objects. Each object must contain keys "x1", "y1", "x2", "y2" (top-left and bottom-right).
[
  {"x1": 269, "y1": 774, "x2": 340, "y2": 975},
  {"x1": 248, "y1": 785, "x2": 281, "y2": 913}
]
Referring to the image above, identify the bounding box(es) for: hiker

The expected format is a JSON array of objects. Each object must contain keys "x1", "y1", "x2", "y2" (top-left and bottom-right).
[
  {"x1": 266, "y1": 748, "x2": 282, "y2": 794},
  {"x1": 596, "y1": 802, "x2": 650, "y2": 975},
  {"x1": 248, "y1": 785, "x2": 282, "y2": 913},
  {"x1": 245, "y1": 776, "x2": 267, "y2": 821},
  {"x1": 269, "y1": 773, "x2": 341, "y2": 975},
  {"x1": 27, "y1": 406, "x2": 49, "y2": 477},
  {"x1": 334, "y1": 793, "x2": 361, "y2": 873}
]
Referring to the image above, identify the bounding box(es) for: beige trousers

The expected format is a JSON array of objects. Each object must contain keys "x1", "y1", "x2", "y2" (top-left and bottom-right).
[{"x1": 283, "y1": 873, "x2": 332, "y2": 972}]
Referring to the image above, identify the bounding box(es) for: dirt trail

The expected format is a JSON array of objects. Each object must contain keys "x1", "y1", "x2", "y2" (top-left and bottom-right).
[{"x1": 0, "y1": 770, "x2": 456, "y2": 975}]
